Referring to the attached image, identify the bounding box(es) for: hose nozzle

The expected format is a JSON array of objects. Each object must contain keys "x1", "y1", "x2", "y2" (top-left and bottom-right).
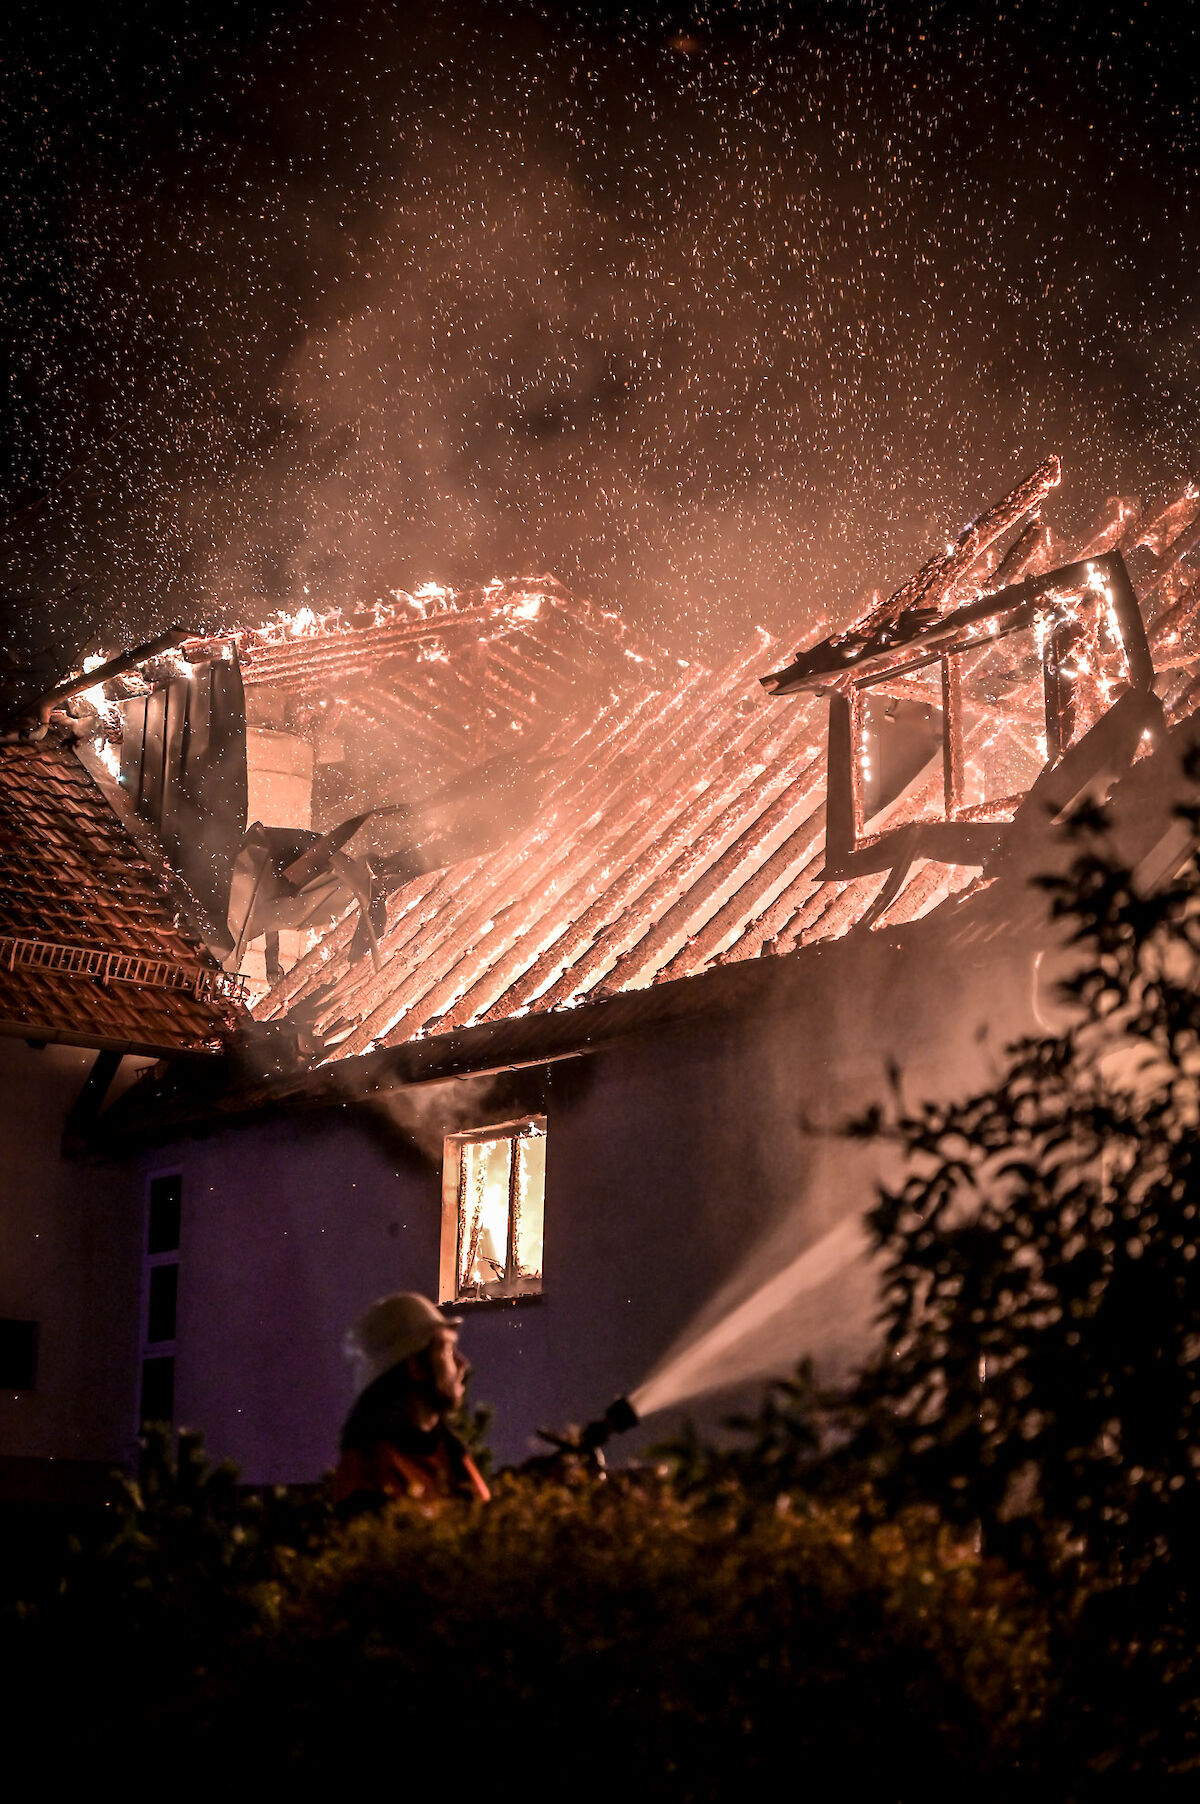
[
  {"x1": 535, "y1": 1395, "x2": 641, "y2": 1466},
  {"x1": 578, "y1": 1394, "x2": 640, "y2": 1453}
]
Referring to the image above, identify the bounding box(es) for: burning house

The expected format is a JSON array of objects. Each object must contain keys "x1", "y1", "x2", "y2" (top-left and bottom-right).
[
  {"x1": 117, "y1": 579, "x2": 672, "y2": 994},
  {"x1": 7, "y1": 458, "x2": 1200, "y2": 1488}
]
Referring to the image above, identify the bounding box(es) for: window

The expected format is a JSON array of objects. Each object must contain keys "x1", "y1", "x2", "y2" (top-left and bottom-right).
[
  {"x1": 0, "y1": 1319, "x2": 38, "y2": 1390},
  {"x1": 140, "y1": 1355, "x2": 175, "y2": 1424},
  {"x1": 140, "y1": 1172, "x2": 182, "y2": 1426},
  {"x1": 440, "y1": 1118, "x2": 547, "y2": 1304},
  {"x1": 953, "y1": 627, "x2": 1047, "y2": 813}
]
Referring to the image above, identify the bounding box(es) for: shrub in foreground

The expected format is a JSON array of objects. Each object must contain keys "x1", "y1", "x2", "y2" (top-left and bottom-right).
[
  {"x1": 6, "y1": 1441, "x2": 1047, "y2": 1798},
  {"x1": 183, "y1": 1480, "x2": 1048, "y2": 1795}
]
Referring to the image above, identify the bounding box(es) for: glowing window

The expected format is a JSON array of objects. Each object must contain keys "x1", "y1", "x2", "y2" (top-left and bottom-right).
[
  {"x1": 850, "y1": 598, "x2": 1136, "y2": 849},
  {"x1": 440, "y1": 1118, "x2": 546, "y2": 1304}
]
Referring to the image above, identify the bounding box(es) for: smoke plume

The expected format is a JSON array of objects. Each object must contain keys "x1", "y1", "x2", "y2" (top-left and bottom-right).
[{"x1": 1, "y1": 3, "x2": 1197, "y2": 664}]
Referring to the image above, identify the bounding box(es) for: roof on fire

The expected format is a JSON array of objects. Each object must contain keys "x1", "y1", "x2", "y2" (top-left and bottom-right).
[
  {"x1": 255, "y1": 468, "x2": 1200, "y2": 1067},
  {"x1": 185, "y1": 577, "x2": 677, "y2": 801},
  {"x1": 0, "y1": 739, "x2": 246, "y2": 1057},
  {"x1": 90, "y1": 697, "x2": 1200, "y2": 1155}
]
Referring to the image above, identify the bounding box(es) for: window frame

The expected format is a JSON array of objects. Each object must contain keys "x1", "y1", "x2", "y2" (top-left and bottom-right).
[
  {"x1": 849, "y1": 623, "x2": 1047, "y2": 848},
  {"x1": 440, "y1": 1115, "x2": 547, "y2": 1306},
  {"x1": 823, "y1": 552, "x2": 1156, "y2": 879}
]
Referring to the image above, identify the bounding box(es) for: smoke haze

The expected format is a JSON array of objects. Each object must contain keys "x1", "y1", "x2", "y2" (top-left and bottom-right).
[{"x1": 1, "y1": 2, "x2": 1197, "y2": 664}]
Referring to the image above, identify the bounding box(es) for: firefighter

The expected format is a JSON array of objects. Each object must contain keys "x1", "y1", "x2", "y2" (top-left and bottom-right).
[{"x1": 333, "y1": 1291, "x2": 491, "y2": 1511}]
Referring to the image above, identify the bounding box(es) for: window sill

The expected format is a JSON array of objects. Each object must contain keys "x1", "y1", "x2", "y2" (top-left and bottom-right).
[{"x1": 450, "y1": 1292, "x2": 545, "y2": 1314}]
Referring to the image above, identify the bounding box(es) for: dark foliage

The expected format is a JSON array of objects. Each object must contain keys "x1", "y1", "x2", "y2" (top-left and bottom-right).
[
  {"x1": 652, "y1": 1359, "x2": 829, "y2": 1501},
  {"x1": 4, "y1": 1439, "x2": 1047, "y2": 1798},
  {"x1": 846, "y1": 828, "x2": 1200, "y2": 1780},
  {"x1": 2, "y1": 1425, "x2": 331, "y2": 1779}
]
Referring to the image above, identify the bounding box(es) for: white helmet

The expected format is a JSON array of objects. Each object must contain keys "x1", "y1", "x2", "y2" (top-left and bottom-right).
[{"x1": 345, "y1": 1292, "x2": 461, "y2": 1391}]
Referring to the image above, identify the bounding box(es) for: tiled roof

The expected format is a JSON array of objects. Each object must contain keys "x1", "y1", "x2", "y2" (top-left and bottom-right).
[
  {"x1": 257, "y1": 475, "x2": 1200, "y2": 1065},
  {"x1": 94, "y1": 700, "x2": 1200, "y2": 1157},
  {"x1": 254, "y1": 627, "x2": 963, "y2": 1057},
  {"x1": 0, "y1": 741, "x2": 245, "y2": 1055}
]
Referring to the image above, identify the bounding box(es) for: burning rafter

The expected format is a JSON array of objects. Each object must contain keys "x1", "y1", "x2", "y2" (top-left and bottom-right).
[
  {"x1": 255, "y1": 465, "x2": 1200, "y2": 1066},
  {"x1": 185, "y1": 581, "x2": 668, "y2": 719}
]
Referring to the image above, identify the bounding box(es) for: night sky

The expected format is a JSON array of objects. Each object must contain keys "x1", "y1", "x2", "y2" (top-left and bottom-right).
[{"x1": 0, "y1": 1, "x2": 1196, "y2": 669}]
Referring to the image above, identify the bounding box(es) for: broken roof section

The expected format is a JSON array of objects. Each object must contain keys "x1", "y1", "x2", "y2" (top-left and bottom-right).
[
  {"x1": 255, "y1": 622, "x2": 976, "y2": 1061},
  {"x1": 185, "y1": 577, "x2": 675, "y2": 806},
  {"x1": 0, "y1": 740, "x2": 246, "y2": 1056},
  {"x1": 762, "y1": 458, "x2": 1200, "y2": 696},
  {"x1": 257, "y1": 463, "x2": 1200, "y2": 1065}
]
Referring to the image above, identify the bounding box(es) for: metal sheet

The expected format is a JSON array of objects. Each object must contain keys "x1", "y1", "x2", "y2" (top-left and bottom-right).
[{"x1": 117, "y1": 656, "x2": 247, "y2": 943}]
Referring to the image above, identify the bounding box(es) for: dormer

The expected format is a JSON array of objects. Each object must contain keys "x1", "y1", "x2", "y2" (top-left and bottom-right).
[{"x1": 764, "y1": 549, "x2": 1157, "y2": 883}]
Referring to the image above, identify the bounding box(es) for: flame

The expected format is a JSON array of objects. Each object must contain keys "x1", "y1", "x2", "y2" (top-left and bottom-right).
[
  {"x1": 410, "y1": 582, "x2": 454, "y2": 616},
  {"x1": 80, "y1": 652, "x2": 111, "y2": 711},
  {"x1": 158, "y1": 646, "x2": 195, "y2": 679},
  {"x1": 288, "y1": 605, "x2": 319, "y2": 638},
  {"x1": 93, "y1": 737, "x2": 122, "y2": 780}
]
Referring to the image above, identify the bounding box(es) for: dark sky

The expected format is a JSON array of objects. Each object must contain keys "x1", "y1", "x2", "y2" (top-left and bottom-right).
[{"x1": 0, "y1": 1, "x2": 1196, "y2": 668}]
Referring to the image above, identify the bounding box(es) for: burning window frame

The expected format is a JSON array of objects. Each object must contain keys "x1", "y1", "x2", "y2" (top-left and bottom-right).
[
  {"x1": 439, "y1": 1116, "x2": 547, "y2": 1305},
  {"x1": 814, "y1": 551, "x2": 1156, "y2": 879}
]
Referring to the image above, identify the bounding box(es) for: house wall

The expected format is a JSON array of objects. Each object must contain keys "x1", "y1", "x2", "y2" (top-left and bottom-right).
[
  {"x1": 0, "y1": 1040, "x2": 145, "y2": 1495},
  {"x1": 136, "y1": 914, "x2": 1042, "y2": 1483}
]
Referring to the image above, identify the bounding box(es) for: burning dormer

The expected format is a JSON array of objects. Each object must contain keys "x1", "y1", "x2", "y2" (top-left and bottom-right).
[{"x1": 763, "y1": 459, "x2": 1165, "y2": 918}]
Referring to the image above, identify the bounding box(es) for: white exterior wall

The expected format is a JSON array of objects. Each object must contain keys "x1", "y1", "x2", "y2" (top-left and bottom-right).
[{"x1": 0, "y1": 1040, "x2": 144, "y2": 1486}]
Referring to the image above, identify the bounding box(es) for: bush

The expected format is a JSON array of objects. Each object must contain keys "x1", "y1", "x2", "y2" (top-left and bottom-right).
[
  {"x1": 4, "y1": 1433, "x2": 1047, "y2": 1798},
  {"x1": 848, "y1": 828, "x2": 1200, "y2": 1783},
  {"x1": 233, "y1": 1478, "x2": 1047, "y2": 1796}
]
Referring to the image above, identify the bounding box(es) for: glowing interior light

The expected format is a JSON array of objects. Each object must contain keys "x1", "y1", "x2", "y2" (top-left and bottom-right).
[
  {"x1": 459, "y1": 1137, "x2": 510, "y2": 1291},
  {"x1": 454, "y1": 1123, "x2": 546, "y2": 1300},
  {"x1": 513, "y1": 1131, "x2": 546, "y2": 1280}
]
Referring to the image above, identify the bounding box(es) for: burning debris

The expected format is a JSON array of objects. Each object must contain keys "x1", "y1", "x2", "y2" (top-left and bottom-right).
[
  {"x1": 0, "y1": 579, "x2": 671, "y2": 1004},
  {"x1": 0, "y1": 629, "x2": 193, "y2": 747},
  {"x1": 183, "y1": 577, "x2": 670, "y2": 804}
]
